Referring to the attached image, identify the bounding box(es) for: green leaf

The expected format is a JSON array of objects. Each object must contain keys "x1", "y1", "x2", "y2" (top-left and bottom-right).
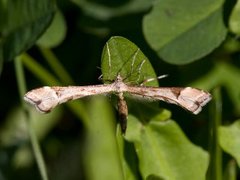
[
  {"x1": 116, "y1": 131, "x2": 139, "y2": 180},
  {"x1": 143, "y1": 0, "x2": 227, "y2": 64},
  {"x1": 37, "y1": 9, "x2": 67, "y2": 48},
  {"x1": 219, "y1": 120, "x2": 240, "y2": 167},
  {"x1": 83, "y1": 96, "x2": 124, "y2": 180},
  {"x1": 229, "y1": 0, "x2": 240, "y2": 35},
  {"x1": 0, "y1": 0, "x2": 56, "y2": 62},
  {"x1": 101, "y1": 36, "x2": 158, "y2": 86},
  {"x1": 125, "y1": 115, "x2": 209, "y2": 180},
  {"x1": 71, "y1": 0, "x2": 153, "y2": 21}
]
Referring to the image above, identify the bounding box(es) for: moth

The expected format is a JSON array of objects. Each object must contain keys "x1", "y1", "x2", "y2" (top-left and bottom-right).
[{"x1": 24, "y1": 75, "x2": 212, "y2": 134}]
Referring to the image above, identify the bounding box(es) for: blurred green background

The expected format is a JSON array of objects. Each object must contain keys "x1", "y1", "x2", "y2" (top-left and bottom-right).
[{"x1": 0, "y1": 0, "x2": 240, "y2": 179}]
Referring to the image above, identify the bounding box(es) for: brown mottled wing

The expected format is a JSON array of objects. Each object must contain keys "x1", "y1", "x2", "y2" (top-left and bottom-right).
[
  {"x1": 24, "y1": 85, "x2": 113, "y2": 113},
  {"x1": 126, "y1": 86, "x2": 212, "y2": 114}
]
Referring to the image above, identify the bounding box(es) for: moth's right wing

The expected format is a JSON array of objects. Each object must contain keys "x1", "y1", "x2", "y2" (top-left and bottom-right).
[{"x1": 126, "y1": 86, "x2": 212, "y2": 114}]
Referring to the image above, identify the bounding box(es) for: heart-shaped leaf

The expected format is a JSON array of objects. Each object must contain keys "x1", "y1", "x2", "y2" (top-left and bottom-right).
[
  {"x1": 125, "y1": 115, "x2": 209, "y2": 179},
  {"x1": 143, "y1": 0, "x2": 227, "y2": 64},
  {"x1": 101, "y1": 36, "x2": 158, "y2": 86}
]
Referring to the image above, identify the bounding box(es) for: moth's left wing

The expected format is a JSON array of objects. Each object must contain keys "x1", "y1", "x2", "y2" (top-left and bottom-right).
[{"x1": 24, "y1": 85, "x2": 113, "y2": 113}]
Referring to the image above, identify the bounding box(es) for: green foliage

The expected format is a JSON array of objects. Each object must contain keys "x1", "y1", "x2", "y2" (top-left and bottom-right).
[
  {"x1": 0, "y1": 0, "x2": 55, "y2": 63},
  {"x1": 143, "y1": 0, "x2": 227, "y2": 64},
  {"x1": 37, "y1": 10, "x2": 67, "y2": 48},
  {"x1": 1, "y1": 0, "x2": 240, "y2": 180},
  {"x1": 191, "y1": 62, "x2": 240, "y2": 113},
  {"x1": 71, "y1": 0, "x2": 153, "y2": 20},
  {"x1": 83, "y1": 96, "x2": 123, "y2": 180},
  {"x1": 126, "y1": 116, "x2": 209, "y2": 180},
  {"x1": 229, "y1": 0, "x2": 240, "y2": 35},
  {"x1": 101, "y1": 36, "x2": 158, "y2": 86},
  {"x1": 219, "y1": 120, "x2": 240, "y2": 167}
]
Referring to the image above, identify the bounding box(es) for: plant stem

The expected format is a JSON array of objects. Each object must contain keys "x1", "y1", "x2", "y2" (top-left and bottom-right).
[
  {"x1": 14, "y1": 56, "x2": 49, "y2": 180},
  {"x1": 38, "y1": 46, "x2": 74, "y2": 84},
  {"x1": 21, "y1": 53, "x2": 61, "y2": 85},
  {"x1": 208, "y1": 87, "x2": 222, "y2": 180},
  {"x1": 21, "y1": 52, "x2": 90, "y2": 127}
]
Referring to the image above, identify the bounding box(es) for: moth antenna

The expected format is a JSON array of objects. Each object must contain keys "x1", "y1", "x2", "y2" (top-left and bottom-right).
[
  {"x1": 98, "y1": 74, "x2": 114, "y2": 84},
  {"x1": 98, "y1": 74, "x2": 103, "y2": 81},
  {"x1": 96, "y1": 66, "x2": 102, "y2": 70},
  {"x1": 157, "y1": 74, "x2": 168, "y2": 80},
  {"x1": 140, "y1": 74, "x2": 168, "y2": 86}
]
